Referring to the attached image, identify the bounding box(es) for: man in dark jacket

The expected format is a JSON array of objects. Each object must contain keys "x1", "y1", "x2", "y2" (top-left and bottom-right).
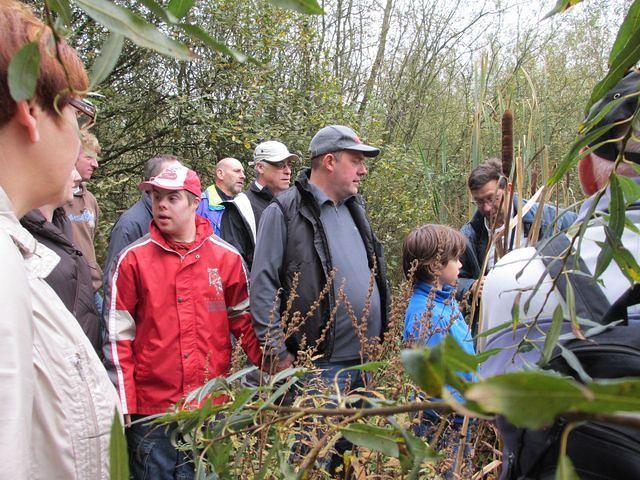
[
  {"x1": 458, "y1": 158, "x2": 576, "y2": 302},
  {"x1": 103, "y1": 154, "x2": 180, "y2": 284},
  {"x1": 250, "y1": 125, "x2": 390, "y2": 474},
  {"x1": 21, "y1": 170, "x2": 101, "y2": 353},
  {"x1": 221, "y1": 141, "x2": 298, "y2": 270},
  {"x1": 250, "y1": 127, "x2": 390, "y2": 368}
]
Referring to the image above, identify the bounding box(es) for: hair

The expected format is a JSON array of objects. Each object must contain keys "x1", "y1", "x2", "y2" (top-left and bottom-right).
[
  {"x1": 402, "y1": 224, "x2": 466, "y2": 283},
  {"x1": 0, "y1": 0, "x2": 88, "y2": 128},
  {"x1": 311, "y1": 151, "x2": 343, "y2": 170},
  {"x1": 186, "y1": 191, "x2": 198, "y2": 205},
  {"x1": 80, "y1": 130, "x2": 100, "y2": 156},
  {"x1": 143, "y1": 154, "x2": 179, "y2": 180},
  {"x1": 467, "y1": 158, "x2": 507, "y2": 191}
]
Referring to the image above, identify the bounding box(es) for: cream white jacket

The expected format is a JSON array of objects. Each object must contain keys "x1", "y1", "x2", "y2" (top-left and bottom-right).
[{"x1": 0, "y1": 187, "x2": 120, "y2": 479}]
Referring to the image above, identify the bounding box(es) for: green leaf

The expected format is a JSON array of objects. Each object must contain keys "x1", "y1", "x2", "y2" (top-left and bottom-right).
[
  {"x1": 442, "y1": 335, "x2": 480, "y2": 374},
  {"x1": 540, "y1": 305, "x2": 564, "y2": 367},
  {"x1": 603, "y1": 226, "x2": 640, "y2": 282},
  {"x1": 229, "y1": 387, "x2": 256, "y2": 413},
  {"x1": 338, "y1": 360, "x2": 387, "y2": 373},
  {"x1": 226, "y1": 365, "x2": 258, "y2": 383},
  {"x1": 168, "y1": 0, "x2": 194, "y2": 18},
  {"x1": 259, "y1": 375, "x2": 299, "y2": 411},
  {"x1": 8, "y1": 42, "x2": 41, "y2": 102},
  {"x1": 109, "y1": 411, "x2": 129, "y2": 480},
  {"x1": 543, "y1": 0, "x2": 583, "y2": 20},
  {"x1": 564, "y1": 280, "x2": 584, "y2": 341},
  {"x1": 46, "y1": 0, "x2": 72, "y2": 25},
  {"x1": 586, "y1": 27, "x2": 640, "y2": 112},
  {"x1": 579, "y1": 378, "x2": 640, "y2": 413},
  {"x1": 75, "y1": 0, "x2": 193, "y2": 60},
  {"x1": 269, "y1": 366, "x2": 305, "y2": 385},
  {"x1": 138, "y1": 0, "x2": 177, "y2": 23},
  {"x1": 556, "y1": 453, "x2": 580, "y2": 480},
  {"x1": 340, "y1": 423, "x2": 400, "y2": 458},
  {"x1": 266, "y1": 0, "x2": 324, "y2": 15},
  {"x1": 401, "y1": 348, "x2": 445, "y2": 397},
  {"x1": 609, "y1": 175, "x2": 626, "y2": 237},
  {"x1": 594, "y1": 244, "x2": 614, "y2": 279},
  {"x1": 548, "y1": 122, "x2": 618, "y2": 185},
  {"x1": 89, "y1": 33, "x2": 124, "y2": 89},
  {"x1": 557, "y1": 344, "x2": 593, "y2": 383},
  {"x1": 618, "y1": 174, "x2": 640, "y2": 205},
  {"x1": 465, "y1": 372, "x2": 588, "y2": 429},
  {"x1": 609, "y1": 0, "x2": 640, "y2": 64},
  {"x1": 179, "y1": 23, "x2": 247, "y2": 63}
]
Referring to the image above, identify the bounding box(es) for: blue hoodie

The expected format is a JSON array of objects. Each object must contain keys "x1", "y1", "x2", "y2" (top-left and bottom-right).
[{"x1": 404, "y1": 281, "x2": 476, "y2": 395}]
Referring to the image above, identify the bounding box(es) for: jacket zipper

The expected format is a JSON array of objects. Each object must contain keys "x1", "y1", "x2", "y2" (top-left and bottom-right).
[{"x1": 74, "y1": 353, "x2": 100, "y2": 476}]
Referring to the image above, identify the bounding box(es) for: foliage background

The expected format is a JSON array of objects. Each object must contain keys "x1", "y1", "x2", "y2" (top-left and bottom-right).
[{"x1": 27, "y1": 0, "x2": 627, "y2": 282}]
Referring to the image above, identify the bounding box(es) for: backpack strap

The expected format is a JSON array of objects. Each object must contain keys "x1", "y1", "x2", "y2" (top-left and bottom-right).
[
  {"x1": 600, "y1": 283, "x2": 640, "y2": 325},
  {"x1": 538, "y1": 235, "x2": 611, "y2": 324}
]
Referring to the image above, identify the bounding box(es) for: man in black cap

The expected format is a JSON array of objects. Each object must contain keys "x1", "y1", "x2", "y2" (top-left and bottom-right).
[
  {"x1": 478, "y1": 70, "x2": 640, "y2": 478},
  {"x1": 249, "y1": 125, "x2": 391, "y2": 470}
]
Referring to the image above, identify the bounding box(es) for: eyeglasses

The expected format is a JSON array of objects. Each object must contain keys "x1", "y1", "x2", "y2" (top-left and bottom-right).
[
  {"x1": 68, "y1": 97, "x2": 97, "y2": 130},
  {"x1": 472, "y1": 191, "x2": 503, "y2": 207},
  {"x1": 266, "y1": 160, "x2": 292, "y2": 170}
]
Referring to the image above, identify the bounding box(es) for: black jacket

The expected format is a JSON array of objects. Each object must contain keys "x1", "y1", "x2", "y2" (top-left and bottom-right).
[
  {"x1": 221, "y1": 182, "x2": 275, "y2": 270},
  {"x1": 273, "y1": 169, "x2": 391, "y2": 357},
  {"x1": 21, "y1": 208, "x2": 102, "y2": 353}
]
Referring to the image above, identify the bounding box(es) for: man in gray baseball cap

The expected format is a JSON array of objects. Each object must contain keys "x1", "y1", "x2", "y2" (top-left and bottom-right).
[{"x1": 250, "y1": 125, "x2": 390, "y2": 475}]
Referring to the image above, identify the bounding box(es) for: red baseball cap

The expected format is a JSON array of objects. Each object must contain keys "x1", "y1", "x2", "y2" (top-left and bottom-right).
[{"x1": 139, "y1": 165, "x2": 202, "y2": 197}]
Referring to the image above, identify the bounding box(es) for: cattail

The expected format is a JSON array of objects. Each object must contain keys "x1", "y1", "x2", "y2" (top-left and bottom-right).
[{"x1": 501, "y1": 109, "x2": 513, "y2": 178}]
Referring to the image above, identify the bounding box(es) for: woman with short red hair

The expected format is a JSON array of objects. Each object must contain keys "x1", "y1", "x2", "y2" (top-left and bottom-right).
[{"x1": 0, "y1": 1, "x2": 119, "y2": 477}]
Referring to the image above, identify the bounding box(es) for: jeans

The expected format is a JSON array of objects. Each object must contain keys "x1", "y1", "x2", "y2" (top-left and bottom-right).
[
  {"x1": 126, "y1": 415, "x2": 195, "y2": 480},
  {"x1": 414, "y1": 410, "x2": 473, "y2": 479},
  {"x1": 294, "y1": 359, "x2": 369, "y2": 477}
]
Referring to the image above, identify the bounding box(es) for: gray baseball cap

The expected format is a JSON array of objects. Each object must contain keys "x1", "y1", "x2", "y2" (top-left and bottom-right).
[{"x1": 309, "y1": 125, "x2": 380, "y2": 158}]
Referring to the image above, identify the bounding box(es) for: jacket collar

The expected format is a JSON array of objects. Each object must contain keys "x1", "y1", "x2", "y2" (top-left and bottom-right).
[
  {"x1": 249, "y1": 180, "x2": 274, "y2": 201},
  {"x1": 142, "y1": 192, "x2": 152, "y2": 214},
  {"x1": 0, "y1": 187, "x2": 59, "y2": 278},
  {"x1": 149, "y1": 214, "x2": 213, "y2": 253}
]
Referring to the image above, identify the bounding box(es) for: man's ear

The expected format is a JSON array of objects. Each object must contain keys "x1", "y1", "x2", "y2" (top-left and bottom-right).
[
  {"x1": 323, "y1": 153, "x2": 336, "y2": 172},
  {"x1": 578, "y1": 150, "x2": 598, "y2": 195},
  {"x1": 215, "y1": 168, "x2": 224, "y2": 181},
  {"x1": 14, "y1": 101, "x2": 39, "y2": 143}
]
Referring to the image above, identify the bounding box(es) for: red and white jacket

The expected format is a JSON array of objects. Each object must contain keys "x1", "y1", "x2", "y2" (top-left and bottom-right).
[{"x1": 104, "y1": 216, "x2": 262, "y2": 415}]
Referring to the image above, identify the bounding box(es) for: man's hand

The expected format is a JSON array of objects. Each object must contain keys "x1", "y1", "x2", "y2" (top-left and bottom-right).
[
  {"x1": 123, "y1": 414, "x2": 131, "y2": 428},
  {"x1": 277, "y1": 352, "x2": 296, "y2": 372},
  {"x1": 263, "y1": 352, "x2": 295, "y2": 374}
]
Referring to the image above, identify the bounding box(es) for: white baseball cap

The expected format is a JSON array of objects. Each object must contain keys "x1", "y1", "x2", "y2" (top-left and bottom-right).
[{"x1": 252, "y1": 141, "x2": 299, "y2": 166}]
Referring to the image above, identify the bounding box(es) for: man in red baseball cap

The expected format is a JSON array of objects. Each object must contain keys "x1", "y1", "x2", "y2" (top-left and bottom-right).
[{"x1": 103, "y1": 164, "x2": 263, "y2": 479}]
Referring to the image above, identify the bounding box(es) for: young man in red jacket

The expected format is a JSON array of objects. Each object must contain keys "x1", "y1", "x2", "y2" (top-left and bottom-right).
[{"x1": 104, "y1": 164, "x2": 263, "y2": 479}]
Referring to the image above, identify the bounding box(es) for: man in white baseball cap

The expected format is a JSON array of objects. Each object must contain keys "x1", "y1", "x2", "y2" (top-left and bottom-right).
[{"x1": 222, "y1": 140, "x2": 299, "y2": 270}]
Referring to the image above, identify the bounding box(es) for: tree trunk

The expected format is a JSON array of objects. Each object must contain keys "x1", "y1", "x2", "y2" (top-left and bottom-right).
[{"x1": 358, "y1": 0, "x2": 393, "y2": 119}]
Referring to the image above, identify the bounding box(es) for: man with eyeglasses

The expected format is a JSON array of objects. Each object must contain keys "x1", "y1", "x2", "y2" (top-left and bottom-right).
[
  {"x1": 220, "y1": 141, "x2": 298, "y2": 269},
  {"x1": 458, "y1": 158, "x2": 576, "y2": 304},
  {"x1": 64, "y1": 129, "x2": 104, "y2": 313}
]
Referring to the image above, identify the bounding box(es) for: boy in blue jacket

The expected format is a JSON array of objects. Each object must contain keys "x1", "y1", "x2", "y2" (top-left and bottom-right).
[{"x1": 402, "y1": 224, "x2": 475, "y2": 475}]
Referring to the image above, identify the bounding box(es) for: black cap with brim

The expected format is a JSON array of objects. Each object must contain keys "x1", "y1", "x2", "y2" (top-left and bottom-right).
[{"x1": 587, "y1": 69, "x2": 640, "y2": 163}]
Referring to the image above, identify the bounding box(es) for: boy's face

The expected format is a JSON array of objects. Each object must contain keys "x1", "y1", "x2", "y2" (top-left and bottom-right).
[
  {"x1": 439, "y1": 258, "x2": 462, "y2": 287},
  {"x1": 151, "y1": 188, "x2": 198, "y2": 240}
]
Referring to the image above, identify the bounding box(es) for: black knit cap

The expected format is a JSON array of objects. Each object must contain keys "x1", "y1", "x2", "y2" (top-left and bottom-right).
[{"x1": 586, "y1": 69, "x2": 640, "y2": 163}]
